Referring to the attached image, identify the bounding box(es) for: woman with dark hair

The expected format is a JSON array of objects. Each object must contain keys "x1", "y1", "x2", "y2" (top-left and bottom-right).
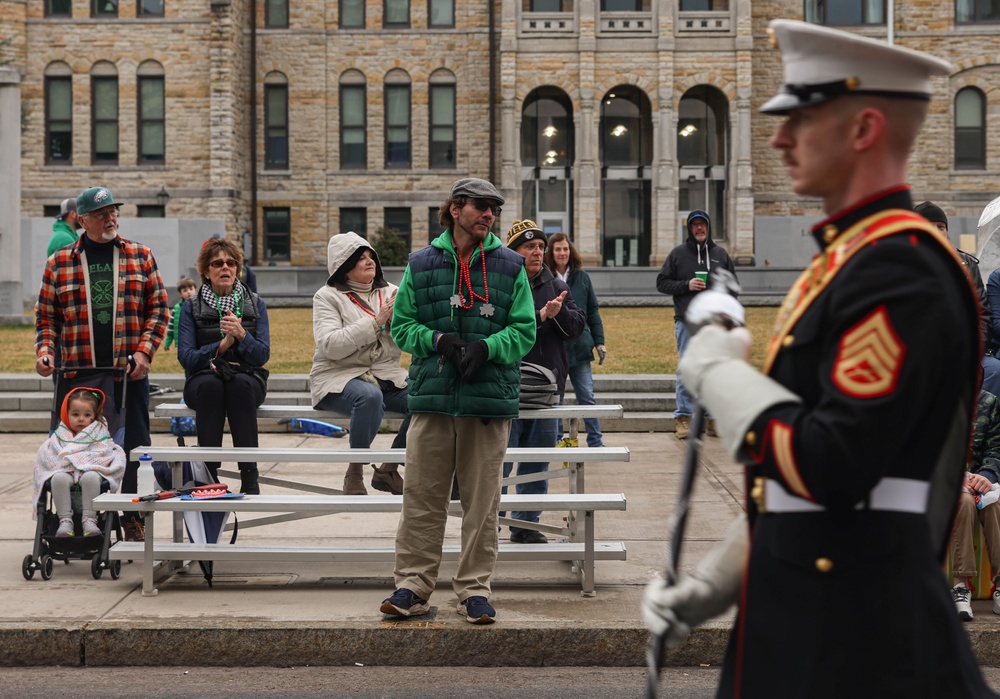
[
  {"x1": 177, "y1": 237, "x2": 270, "y2": 494},
  {"x1": 544, "y1": 232, "x2": 607, "y2": 447},
  {"x1": 310, "y1": 232, "x2": 410, "y2": 495}
]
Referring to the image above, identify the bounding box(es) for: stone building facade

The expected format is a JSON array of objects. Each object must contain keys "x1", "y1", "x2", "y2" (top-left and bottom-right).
[{"x1": 3, "y1": 0, "x2": 1000, "y2": 268}]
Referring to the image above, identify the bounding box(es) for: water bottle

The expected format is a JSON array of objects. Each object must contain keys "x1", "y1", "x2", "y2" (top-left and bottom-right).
[{"x1": 137, "y1": 452, "x2": 156, "y2": 496}]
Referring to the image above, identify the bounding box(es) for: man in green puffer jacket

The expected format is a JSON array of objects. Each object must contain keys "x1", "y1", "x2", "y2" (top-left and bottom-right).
[{"x1": 380, "y1": 178, "x2": 536, "y2": 625}]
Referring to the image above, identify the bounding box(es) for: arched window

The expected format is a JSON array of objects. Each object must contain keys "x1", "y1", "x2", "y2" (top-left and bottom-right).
[
  {"x1": 677, "y1": 84, "x2": 729, "y2": 240},
  {"x1": 385, "y1": 69, "x2": 411, "y2": 168},
  {"x1": 264, "y1": 72, "x2": 289, "y2": 170},
  {"x1": 137, "y1": 61, "x2": 165, "y2": 164},
  {"x1": 521, "y1": 87, "x2": 574, "y2": 236},
  {"x1": 600, "y1": 85, "x2": 652, "y2": 266},
  {"x1": 91, "y1": 61, "x2": 118, "y2": 163},
  {"x1": 340, "y1": 70, "x2": 367, "y2": 169},
  {"x1": 955, "y1": 87, "x2": 986, "y2": 170},
  {"x1": 45, "y1": 62, "x2": 73, "y2": 164},
  {"x1": 429, "y1": 69, "x2": 456, "y2": 168}
]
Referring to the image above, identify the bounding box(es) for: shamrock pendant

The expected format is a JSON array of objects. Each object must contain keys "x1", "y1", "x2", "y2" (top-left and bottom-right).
[
  {"x1": 480, "y1": 303, "x2": 495, "y2": 317},
  {"x1": 450, "y1": 294, "x2": 464, "y2": 308}
]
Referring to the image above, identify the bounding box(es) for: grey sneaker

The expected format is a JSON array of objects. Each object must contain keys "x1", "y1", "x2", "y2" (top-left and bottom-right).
[
  {"x1": 81, "y1": 516, "x2": 101, "y2": 537},
  {"x1": 54, "y1": 517, "x2": 74, "y2": 538},
  {"x1": 954, "y1": 584, "x2": 974, "y2": 621},
  {"x1": 993, "y1": 589, "x2": 1000, "y2": 616},
  {"x1": 380, "y1": 588, "x2": 429, "y2": 617},
  {"x1": 457, "y1": 596, "x2": 496, "y2": 624}
]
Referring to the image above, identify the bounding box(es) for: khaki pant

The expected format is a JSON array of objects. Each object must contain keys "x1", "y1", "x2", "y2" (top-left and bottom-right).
[
  {"x1": 392, "y1": 413, "x2": 511, "y2": 602},
  {"x1": 951, "y1": 490, "x2": 1000, "y2": 582}
]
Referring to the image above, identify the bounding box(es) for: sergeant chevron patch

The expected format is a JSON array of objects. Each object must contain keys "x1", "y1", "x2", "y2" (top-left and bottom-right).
[{"x1": 831, "y1": 305, "x2": 905, "y2": 399}]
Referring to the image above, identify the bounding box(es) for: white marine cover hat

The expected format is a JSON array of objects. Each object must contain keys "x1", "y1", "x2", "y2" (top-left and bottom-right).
[{"x1": 760, "y1": 19, "x2": 953, "y2": 115}]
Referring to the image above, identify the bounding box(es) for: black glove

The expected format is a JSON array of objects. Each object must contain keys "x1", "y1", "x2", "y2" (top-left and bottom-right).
[
  {"x1": 459, "y1": 340, "x2": 489, "y2": 380},
  {"x1": 436, "y1": 333, "x2": 466, "y2": 369}
]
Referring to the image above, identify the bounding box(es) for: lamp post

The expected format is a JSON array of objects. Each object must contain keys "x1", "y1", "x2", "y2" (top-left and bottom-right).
[{"x1": 156, "y1": 186, "x2": 170, "y2": 208}]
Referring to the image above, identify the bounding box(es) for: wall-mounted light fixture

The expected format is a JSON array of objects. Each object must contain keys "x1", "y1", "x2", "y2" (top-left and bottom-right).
[{"x1": 156, "y1": 187, "x2": 170, "y2": 206}]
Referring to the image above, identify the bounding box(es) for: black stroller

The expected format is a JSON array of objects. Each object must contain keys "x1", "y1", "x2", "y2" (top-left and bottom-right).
[{"x1": 22, "y1": 365, "x2": 129, "y2": 581}]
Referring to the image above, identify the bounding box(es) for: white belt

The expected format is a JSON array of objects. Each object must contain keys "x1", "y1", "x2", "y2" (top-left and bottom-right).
[{"x1": 761, "y1": 477, "x2": 930, "y2": 514}]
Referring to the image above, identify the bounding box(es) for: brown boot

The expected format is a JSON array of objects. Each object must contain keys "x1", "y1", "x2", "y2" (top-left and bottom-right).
[
  {"x1": 343, "y1": 463, "x2": 368, "y2": 495},
  {"x1": 371, "y1": 463, "x2": 404, "y2": 495},
  {"x1": 675, "y1": 415, "x2": 690, "y2": 440}
]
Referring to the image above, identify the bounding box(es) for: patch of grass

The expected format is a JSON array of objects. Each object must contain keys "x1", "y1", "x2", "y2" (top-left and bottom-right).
[{"x1": 3, "y1": 306, "x2": 779, "y2": 374}]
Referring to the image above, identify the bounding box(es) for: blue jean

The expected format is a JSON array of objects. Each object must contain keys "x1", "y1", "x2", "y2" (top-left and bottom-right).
[
  {"x1": 501, "y1": 417, "x2": 558, "y2": 533},
  {"x1": 984, "y1": 355, "x2": 1000, "y2": 398},
  {"x1": 315, "y1": 377, "x2": 410, "y2": 451},
  {"x1": 563, "y1": 362, "x2": 604, "y2": 447},
  {"x1": 674, "y1": 319, "x2": 695, "y2": 418}
]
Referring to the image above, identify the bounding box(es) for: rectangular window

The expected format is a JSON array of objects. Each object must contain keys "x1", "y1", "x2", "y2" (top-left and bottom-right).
[
  {"x1": 92, "y1": 0, "x2": 118, "y2": 17},
  {"x1": 679, "y1": 0, "x2": 727, "y2": 9},
  {"x1": 602, "y1": 0, "x2": 645, "y2": 9},
  {"x1": 138, "y1": 76, "x2": 165, "y2": 163},
  {"x1": 266, "y1": 0, "x2": 289, "y2": 27},
  {"x1": 136, "y1": 205, "x2": 165, "y2": 218},
  {"x1": 341, "y1": 0, "x2": 365, "y2": 26},
  {"x1": 265, "y1": 84, "x2": 289, "y2": 170},
  {"x1": 804, "y1": 0, "x2": 884, "y2": 25},
  {"x1": 264, "y1": 208, "x2": 291, "y2": 261},
  {"x1": 341, "y1": 207, "x2": 367, "y2": 236},
  {"x1": 43, "y1": 205, "x2": 62, "y2": 217},
  {"x1": 525, "y1": 0, "x2": 572, "y2": 11},
  {"x1": 45, "y1": 77, "x2": 72, "y2": 164},
  {"x1": 340, "y1": 85, "x2": 367, "y2": 169},
  {"x1": 429, "y1": 206, "x2": 443, "y2": 239},
  {"x1": 384, "y1": 0, "x2": 410, "y2": 26},
  {"x1": 429, "y1": 0, "x2": 454, "y2": 26},
  {"x1": 384, "y1": 207, "x2": 412, "y2": 250},
  {"x1": 957, "y1": 0, "x2": 1000, "y2": 22},
  {"x1": 139, "y1": 0, "x2": 164, "y2": 16},
  {"x1": 92, "y1": 76, "x2": 118, "y2": 163},
  {"x1": 429, "y1": 84, "x2": 456, "y2": 168},
  {"x1": 46, "y1": 0, "x2": 72, "y2": 16},
  {"x1": 385, "y1": 84, "x2": 411, "y2": 167}
]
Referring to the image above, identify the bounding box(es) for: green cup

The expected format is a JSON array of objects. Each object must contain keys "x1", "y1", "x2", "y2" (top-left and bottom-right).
[{"x1": 695, "y1": 271, "x2": 708, "y2": 284}]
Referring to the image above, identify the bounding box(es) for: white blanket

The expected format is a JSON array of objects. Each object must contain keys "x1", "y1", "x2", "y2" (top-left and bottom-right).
[{"x1": 32, "y1": 421, "x2": 126, "y2": 517}]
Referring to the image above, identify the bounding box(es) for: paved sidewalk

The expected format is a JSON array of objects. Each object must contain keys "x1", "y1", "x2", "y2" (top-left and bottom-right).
[{"x1": 1, "y1": 429, "x2": 998, "y2": 668}]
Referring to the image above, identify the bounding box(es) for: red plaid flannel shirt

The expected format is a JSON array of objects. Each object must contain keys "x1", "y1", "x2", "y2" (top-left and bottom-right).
[{"x1": 35, "y1": 235, "x2": 169, "y2": 368}]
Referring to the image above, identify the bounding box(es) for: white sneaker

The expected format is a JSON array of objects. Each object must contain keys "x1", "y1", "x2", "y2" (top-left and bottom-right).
[
  {"x1": 954, "y1": 584, "x2": 974, "y2": 621},
  {"x1": 993, "y1": 589, "x2": 1000, "y2": 616}
]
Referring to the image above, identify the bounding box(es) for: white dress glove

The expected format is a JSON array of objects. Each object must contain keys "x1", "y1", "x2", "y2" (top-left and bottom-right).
[
  {"x1": 678, "y1": 325, "x2": 801, "y2": 456},
  {"x1": 642, "y1": 514, "x2": 750, "y2": 648}
]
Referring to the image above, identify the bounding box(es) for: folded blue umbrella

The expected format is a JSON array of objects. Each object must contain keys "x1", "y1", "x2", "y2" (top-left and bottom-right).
[{"x1": 283, "y1": 418, "x2": 348, "y2": 438}]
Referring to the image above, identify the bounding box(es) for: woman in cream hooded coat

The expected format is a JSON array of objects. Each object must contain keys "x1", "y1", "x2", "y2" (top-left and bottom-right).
[{"x1": 310, "y1": 232, "x2": 410, "y2": 495}]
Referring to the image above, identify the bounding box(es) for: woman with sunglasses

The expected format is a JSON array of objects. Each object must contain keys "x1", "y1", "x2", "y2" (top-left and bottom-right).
[
  {"x1": 177, "y1": 237, "x2": 271, "y2": 494},
  {"x1": 310, "y1": 231, "x2": 410, "y2": 495}
]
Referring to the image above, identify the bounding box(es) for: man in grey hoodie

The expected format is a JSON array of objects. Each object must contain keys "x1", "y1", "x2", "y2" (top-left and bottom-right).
[{"x1": 655, "y1": 209, "x2": 737, "y2": 439}]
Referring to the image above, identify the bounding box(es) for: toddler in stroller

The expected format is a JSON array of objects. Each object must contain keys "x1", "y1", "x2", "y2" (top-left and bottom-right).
[{"x1": 32, "y1": 387, "x2": 125, "y2": 538}]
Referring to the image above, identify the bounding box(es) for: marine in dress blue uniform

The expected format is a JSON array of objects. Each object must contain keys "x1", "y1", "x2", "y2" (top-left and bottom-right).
[{"x1": 644, "y1": 19, "x2": 996, "y2": 699}]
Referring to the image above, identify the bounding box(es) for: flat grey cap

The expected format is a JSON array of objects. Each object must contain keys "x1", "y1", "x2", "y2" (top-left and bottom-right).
[{"x1": 449, "y1": 178, "x2": 505, "y2": 205}]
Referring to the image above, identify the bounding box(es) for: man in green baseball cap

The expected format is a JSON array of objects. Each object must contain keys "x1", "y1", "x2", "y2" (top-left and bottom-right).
[
  {"x1": 76, "y1": 186, "x2": 123, "y2": 218},
  {"x1": 36, "y1": 184, "x2": 168, "y2": 542}
]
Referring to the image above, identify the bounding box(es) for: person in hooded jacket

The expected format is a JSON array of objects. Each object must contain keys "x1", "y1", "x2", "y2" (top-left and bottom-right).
[
  {"x1": 655, "y1": 209, "x2": 737, "y2": 439},
  {"x1": 310, "y1": 232, "x2": 410, "y2": 496}
]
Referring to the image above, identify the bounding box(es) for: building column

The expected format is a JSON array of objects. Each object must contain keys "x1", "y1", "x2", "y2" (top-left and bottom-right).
[{"x1": 0, "y1": 67, "x2": 22, "y2": 318}]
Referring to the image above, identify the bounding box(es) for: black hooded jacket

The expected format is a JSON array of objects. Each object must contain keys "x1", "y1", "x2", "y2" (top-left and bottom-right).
[{"x1": 655, "y1": 209, "x2": 737, "y2": 321}]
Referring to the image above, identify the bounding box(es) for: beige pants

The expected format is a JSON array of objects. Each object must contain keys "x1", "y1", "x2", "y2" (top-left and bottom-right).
[
  {"x1": 951, "y1": 490, "x2": 1000, "y2": 581},
  {"x1": 392, "y1": 413, "x2": 511, "y2": 602}
]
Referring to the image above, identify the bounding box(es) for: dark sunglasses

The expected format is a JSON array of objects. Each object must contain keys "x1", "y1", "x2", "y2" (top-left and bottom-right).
[
  {"x1": 470, "y1": 199, "x2": 501, "y2": 217},
  {"x1": 209, "y1": 259, "x2": 238, "y2": 269}
]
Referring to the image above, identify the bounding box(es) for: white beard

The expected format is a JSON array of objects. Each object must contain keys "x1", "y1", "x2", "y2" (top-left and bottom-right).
[{"x1": 100, "y1": 228, "x2": 117, "y2": 242}]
